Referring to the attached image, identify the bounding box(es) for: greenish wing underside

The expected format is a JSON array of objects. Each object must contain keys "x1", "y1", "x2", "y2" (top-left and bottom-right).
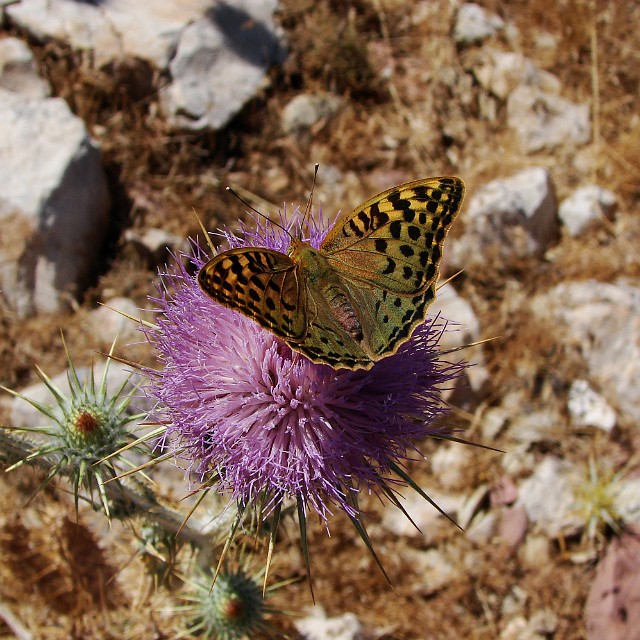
[{"x1": 198, "y1": 248, "x2": 306, "y2": 341}]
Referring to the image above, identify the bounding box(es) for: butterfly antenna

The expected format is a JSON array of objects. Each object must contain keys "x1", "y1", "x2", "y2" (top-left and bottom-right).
[
  {"x1": 300, "y1": 163, "x2": 320, "y2": 238},
  {"x1": 225, "y1": 186, "x2": 294, "y2": 241}
]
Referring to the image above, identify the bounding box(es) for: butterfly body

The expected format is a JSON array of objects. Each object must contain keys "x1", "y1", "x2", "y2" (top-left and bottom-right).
[{"x1": 198, "y1": 177, "x2": 465, "y2": 370}]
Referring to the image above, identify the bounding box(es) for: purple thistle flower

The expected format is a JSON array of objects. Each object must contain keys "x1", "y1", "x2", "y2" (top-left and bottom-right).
[{"x1": 143, "y1": 207, "x2": 466, "y2": 528}]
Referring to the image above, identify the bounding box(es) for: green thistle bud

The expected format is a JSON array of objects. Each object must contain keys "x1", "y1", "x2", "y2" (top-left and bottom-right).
[
  {"x1": 1, "y1": 337, "x2": 146, "y2": 517},
  {"x1": 180, "y1": 567, "x2": 282, "y2": 640}
]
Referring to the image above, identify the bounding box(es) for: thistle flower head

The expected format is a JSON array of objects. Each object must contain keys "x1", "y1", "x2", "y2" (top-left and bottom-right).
[
  {"x1": 144, "y1": 206, "x2": 465, "y2": 538},
  {"x1": 180, "y1": 566, "x2": 279, "y2": 640},
  {"x1": 1, "y1": 339, "x2": 145, "y2": 515}
]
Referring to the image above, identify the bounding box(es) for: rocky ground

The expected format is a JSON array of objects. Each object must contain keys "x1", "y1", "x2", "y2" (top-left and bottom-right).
[{"x1": 1, "y1": 1, "x2": 639, "y2": 639}]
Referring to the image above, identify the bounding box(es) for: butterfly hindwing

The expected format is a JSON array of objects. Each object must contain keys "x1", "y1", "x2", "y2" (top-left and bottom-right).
[{"x1": 198, "y1": 248, "x2": 306, "y2": 341}]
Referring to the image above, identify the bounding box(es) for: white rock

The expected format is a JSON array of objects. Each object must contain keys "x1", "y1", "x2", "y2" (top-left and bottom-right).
[
  {"x1": 567, "y1": 379, "x2": 617, "y2": 432},
  {"x1": 558, "y1": 185, "x2": 617, "y2": 237},
  {"x1": 507, "y1": 86, "x2": 590, "y2": 152},
  {"x1": 500, "y1": 616, "x2": 530, "y2": 640},
  {"x1": 381, "y1": 490, "x2": 463, "y2": 543},
  {"x1": 613, "y1": 477, "x2": 640, "y2": 525},
  {"x1": 430, "y1": 283, "x2": 480, "y2": 344},
  {"x1": 454, "y1": 3, "x2": 504, "y2": 45},
  {"x1": 6, "y1": 0, "x2": 212, "y2": 68},
  {"x1": 530, "y1": 280, "x2": 640, "y2": 423},
  {"x1": 516, "y1": 457, "x2": 582, "y2": 538},
  {"x1": 518, "y1": 534, "x2": 551, "y2": 569},
  {"x1": 407, "y1": 548, "x2": 460, "y2": 596},
  {"x1": 429, "y1": 283, "x2": 488, "y2": 389},
  {"x1": 0, "y1": 36, "x2": 50, "y2": 98},
  {"x1": 472, "y1": 49, "x2": 561, "y2": 100},
  {"x1": 431, "y1": 442, "x2": 473, "y2": 489},
  {"x1": 530, "y1": 609, "x2": 558, "y2": 635},
  {"x1": 481, "y1": 406, "x2": 509, "y2": 440},
  {"x1": 449, "y1": 168, "x2": 558, "y2": 270},
  {"x1": 123, "y1": 228, "x2": 187, "y2": 265},
  {"x1": 501, "y1": 585, "x2": 528, "y2": 616},
  {"x1": 501, "y1": 443, "x2": 536, "y2": 476},
  {"x1": 508, "y1": 409, "x2": 559, "y2": 444},
  {"x1": 87, "y1": 297, "x2": 143, "y2": 345},
  {"x1": 457, "y1": 484, "x2": 489, "y2": 530},
  {"x1": 282, "y1": 94, "x2": 342, "y2": 134},
  {"x1": 159, "y1": 1, "x2": 284, "y2": 131},
  {"x1": 295, "y1": 606, "x2": 362, "y2": 640},
  {"x1": 467, "y1": 510, "x2": 497, "y2": 543},
  {"x1": 0, "y1": 90, "x2": 111, "y2": 316}
]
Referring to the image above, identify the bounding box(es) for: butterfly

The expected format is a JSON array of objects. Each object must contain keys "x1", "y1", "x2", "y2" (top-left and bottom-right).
[{"x1": 198, "y1": 177, "x2": 465, "y2": 370}]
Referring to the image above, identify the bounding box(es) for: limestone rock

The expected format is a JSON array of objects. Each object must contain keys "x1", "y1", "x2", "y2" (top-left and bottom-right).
[
  {"x1": 449, "y1": 168, "x2": 558, "y2": 270},
  {"x1": 159, "y1": 2, "x2": 285, "y2": 131},
  {"x1": 507, "y1": 86, "x2": 590, "y2": 152},
  {"x1": 516, "y1": 457, "x2": 582, "y2": 538},
  {"x1": 558, "y1": 185, "x2": 617, "y2": 237},
  {"x1": 0, "y1": 36, "x2": 50, "y2": 98},
  {"x1": 454, "y1": 3, "x2": 504, "y2": 45},
  {"x1": 295, "y1": 606, "x2": 362, "y2": 640},
  {"x1": 6, "y1": 0, "x2": 212, "y2": 68},
  {"x1": 282, "y1": 93, "x2": 342, "y2": 135},
  {"x1": 0, "y1": 90, "x2": 111, "y2": 316},
  {"x1": 531, "y1": 280, "x2": 640, "y2": 423},
  {"x1": 471, "y1": 49, "x2": 561, "y2": 100},
  {"x1": 568, "y1": 379, "x2": 617, "y2": 432}
]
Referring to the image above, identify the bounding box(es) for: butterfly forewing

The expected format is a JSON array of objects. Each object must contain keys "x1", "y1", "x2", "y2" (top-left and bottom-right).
[
  {"x1": 198, "y1": 248, "x2": 306, "y2": 341},
  {"x1": 322, "y1": 177, "x2": 464, "y2": 295}
]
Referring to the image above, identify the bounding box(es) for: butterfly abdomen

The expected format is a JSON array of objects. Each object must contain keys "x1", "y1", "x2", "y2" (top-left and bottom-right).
[
  {"x1": 292, "y1": 241, "x2": 364, "y2": 342},
  {"x1": 323, "y1": 285, "x2": 363, "y2": 341}
]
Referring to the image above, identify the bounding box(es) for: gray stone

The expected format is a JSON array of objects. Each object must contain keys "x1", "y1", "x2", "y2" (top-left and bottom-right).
[
  {"x1": 457, "y1": 484, "x2": 489, "y2": 530},
  {"x1": 481, "y1": 406, "x2": 509, "y2": 441},
  {"x1": 516, "y1": 457, "x2": 582, "y2": 537},
  {"x1": 507, "y1": 86, "x2": 590, "y2": 152},
  {"x1": 518, "y1": 534, "x2": 551, "y2": 569},
  {"x1": 123, "y1": 228, "x2": 187, "y2": 266},
  {"x1": 87, "y1": 297, "x2": 143, "y2": 345},
  {"x1": 558, "y1": 185, "x2": 617, "y2": 237},
  {"x1": 508, "y1": 409, "x2": 560, "y2": 444},
  {"x1": 0, "y1": 90, "x2": 111, "y2": 316},
  {"x1": 0, "y1": 36, "x2": 50, "y2": 98},
  {"x1": 449, "y1": 168, "x2": 558, "y2": 270},
  {"x1": 454, "y1": 3, "x2": 504, "y2": 45},
  {"x1": 568, "y1": 379, "x2": 617, "y2": 432},
  {"x1": 429, "y1": 283, "x2": 488, "y2": 390},
  {"x1": 6, "y1": 0, "x2": 211, "y2": 68},
  {"x1": 380, "y1": 490, "x2": 463, "y2": 544},
  {"x1": 281, "y1": 93, "x2": 342, "y2": 135},
  {"x1": 531, "y1": 280, "x2": 640, "y2": 423},
  {"x1": 408, "y1": 548, "x2": 461, "y2": 596},
  {"x1": 431, "y1": 442, "x2": 474, "y2": 490},
  {"x1": 614, "y1": 478, "x2": 640, "y2": 526},
  {"x1": 471, "y1": 49, "x2": 561, "y2": 100},
  {"x1": 159, "y1": 2, "x2": 285, "y2": 131},
  {"x1": 295, "y1": 606, "x2": 362, "y2": 640}
]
